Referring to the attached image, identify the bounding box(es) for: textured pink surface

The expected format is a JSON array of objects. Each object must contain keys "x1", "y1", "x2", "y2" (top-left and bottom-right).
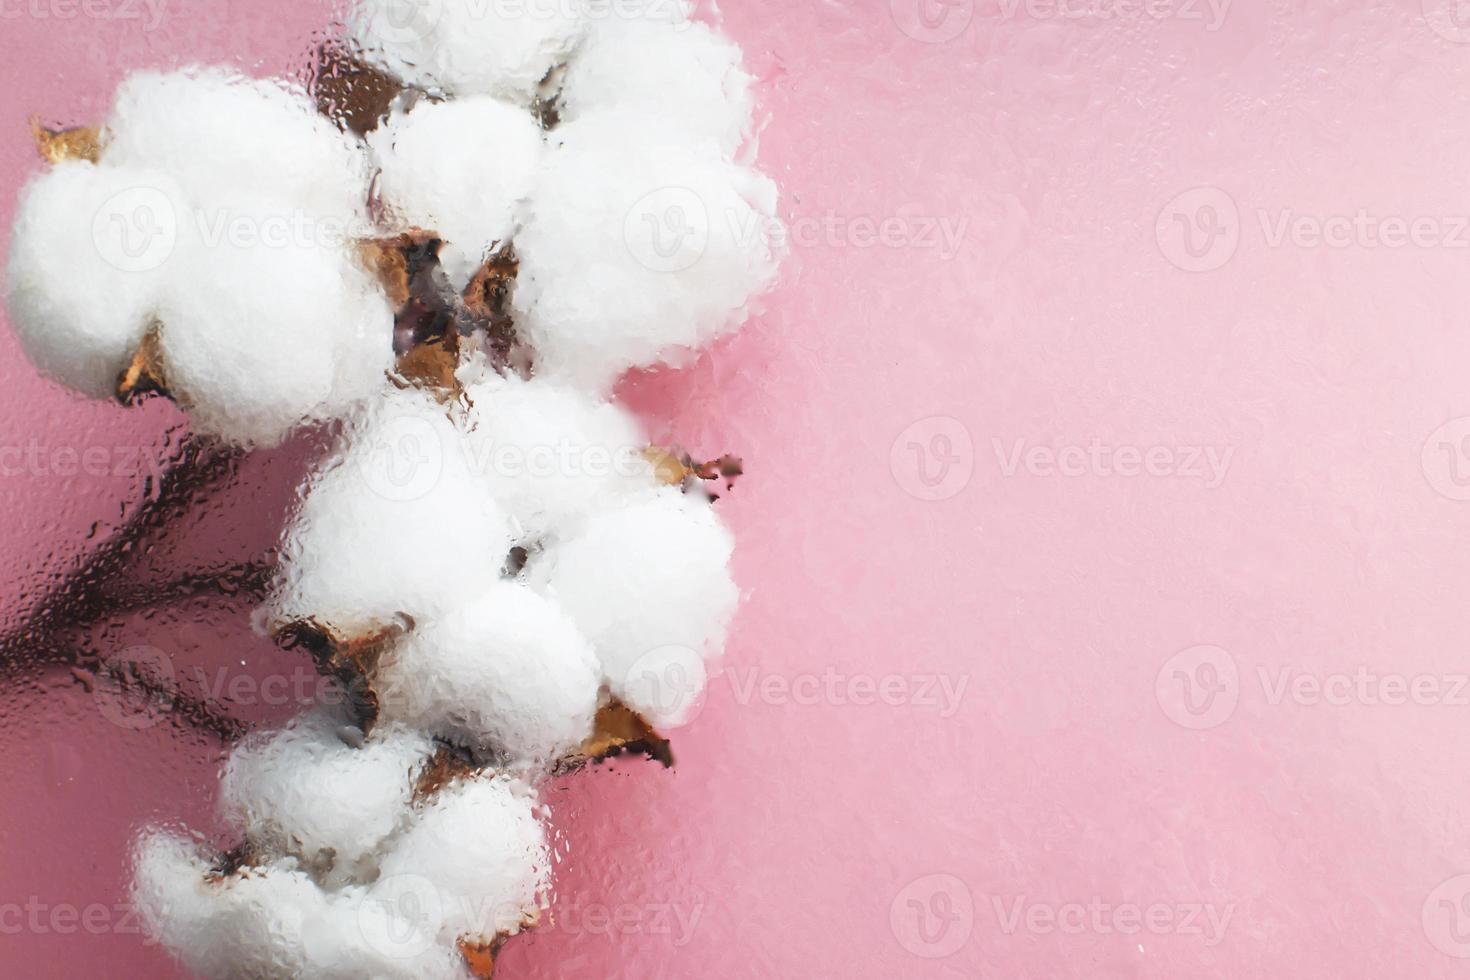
[{"x1": 8, "y1": 1, "x2": 1470, "y2": 977}]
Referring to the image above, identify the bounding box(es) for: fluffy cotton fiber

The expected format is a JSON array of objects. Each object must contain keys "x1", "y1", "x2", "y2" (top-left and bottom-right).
[
  {"x1": 529, "y1": 488, "x2": 738, "y2": 727},
  {"x1": 462, "y1": 368, "x2": 657, "y2": 539},
  {"x1": 154, "y1": 194, "x2": 395, "y2": 447},
  {"x1": 106, "y1": 67, "x2": 373, "y2": 226},
  {"x1": 5, "y1": 161, "x2": 185, "y2": 398},
  {"x1": 268, "y1": 386, "x2": 513, "y2": 636},
  {"x1": 110, "y1": 0, "x2": 779, "y2": 971},
  {"x1": 513, "y1": 109, "x2": 784, "y2": 391},
  {"x1": 371, "y1": 96, "x2": 543, "y2": 287},
  {"x1": 377, "y1": 776, "x2": 549, "y2": 943},
  {"x1": 558, "y1": 14, "x2": 755, "y2": 155},
  {"x1": 350, "y1": 0, "x2": 588, "y2": 103},
  {"x1": 375, "y1": 581, "x2": 601, "y2": 766},
  {"x1": 131, "y1": 831, "x2": 466, "y2": 980},
  {"x1": 219, "y1": 708, "x2": 434, "y2": 884},
  {"x1": 5, "y1": 68, "x2": 395, "y2": 446}
]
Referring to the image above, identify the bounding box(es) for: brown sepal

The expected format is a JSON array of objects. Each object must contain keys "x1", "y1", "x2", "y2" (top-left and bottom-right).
[
  {"x1": 462, "y1": 245, "x2": 519, "y2": 367},
  {"x1": 312, "y1": 41, "x2": 404, "y2": 136},
  {"x1": 643, "y1": 447, "x2": 744, "y2": 495},
  {"x1": 557, "y1": 700, "x2": 673, "y2": 774},
  {"x1": 205, "y1": 841, "x2": 261, "y2": 883},
  {"x1": 458, "y1": 935, "x2": 507, "y2": 979},
  {"x1": 116, "y1": 327, "x2": 169, "y2": 405},
  {"x1": 30, "y1": 116, "x2": 102, "y2": 164},
  {"x1": 273, "y1": 618, "x2": 408, "y2": 733},
  {"x1": 412, "y1": 744, "x2": 479, "y2": 804}
]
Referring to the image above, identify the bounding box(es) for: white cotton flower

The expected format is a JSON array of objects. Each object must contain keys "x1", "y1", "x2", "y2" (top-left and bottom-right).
[
  {"x1": 5, "y1": 161, "x2": 185, "y2": 398},
  {"x1": 377, "y1": 776, "x2": 549, "y2": 944},
  {"x1": 131, "y1": 831, "x2": 464, "y2": 980},
  {"x1": 268, "y1": 386, "x2": 514, "y2": 637},
  {"x1": 220, "y1": 708, "x2": 435, "y2": 884},
  {"x1": 350, "y1": 0, "x2": 589, "y2": 103},
  {"x1": 370, "y1": 96, "x2": 543, "y2": 287},
  {"x1": 513, "y1": 109, "x2": 784, "y2": 391},
  {"x1": 152, "y1": 193, "x2": 395, "y2": 448},
  {"x1": 376, "y1": 581, "x2": 601, "y2": 767},
  {"x1": 5, "y1": 68, "x2": 394, "y2": 445},
  {"x1": 106, "y1": 67, "x2": 372, "y2": 225},
  {"x1": 528, "y1": 488, "x2": 737, "y2": 727},
  {"x1": 132, "y1": 831, "x2": 326, "y2": 979},
  {"x1": 559, "y1": 14, "x2": 754, "y2": 155},
  {"x1": 462, "y1": 369, "x2": 656, "y2": 540}
]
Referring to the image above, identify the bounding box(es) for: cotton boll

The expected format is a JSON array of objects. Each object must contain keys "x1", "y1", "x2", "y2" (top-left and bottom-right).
[
  {"x1": 220, "y1": 708, "x2": 435, "y2": 883},
  {"x1": 370, "y1": 97, "x2": 542, "y2": 287},
  {"x1": 298, "y1": 890, "x2": 468, "y2": 980},
  {"x1": 528, "y1": 488, "x2": 737, "y2": 727},
  {"x1": 559, "y1": 16, "x2": 754, "y2": 155},
  {"x1": 106, "y1": 67, "x2": 371, "y2": 225},
  {"x1": 350, "y1": 0, "x2": 588, "y2": 103},
  {"x1": 513, "y1": 110, "x2": 784, "y2": 391},
  {"x1": 269, "y1": 387, "x2": 514, "y2": 636},
  {"x1": 153, "y1": 196, "x2": 395, "y2": 447},
  {"x1": 132, "y1": 831, "x2": 326, "y2": 979},
  {"x1": 378, "y1": 776, "x2": 549, "y2": 943},
  {"x1": 132, "y1": 832, "x2": 464, "y2": 979},
  {"x1": 376, "y1": 582, "x2": 600, "y2": 766},
  {"x1": 462, "y1": 370, "x2": 656, "y2": 539},
  {"x1": 5, "y1": 161, "x2": 186, "y2": 398}
]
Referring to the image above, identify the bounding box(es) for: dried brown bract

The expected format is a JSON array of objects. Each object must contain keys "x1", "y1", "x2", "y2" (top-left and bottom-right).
[
  {"x1": 557, "y1": 700, "x2": 673, "y2": 774},
  {"x1": 116, "y1": 327, "x2": 169, "y2": 404},
  {"x1": 644, "y1": 447, "x2": 745, "y2": 495},
  {"x1": 311, "y1": 41, "x2": 404, "y2": 136},
  {"x1": 30, "y1": 116, "x2": 103, "y2": 164},
  {"x1": 274, "y1": 618, "x2": 410, "y2": 733}
]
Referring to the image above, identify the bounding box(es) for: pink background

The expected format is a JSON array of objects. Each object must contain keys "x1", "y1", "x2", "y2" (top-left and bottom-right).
[{"x1": 7, "y1": 0, "x2": 1470, "y2": 977}]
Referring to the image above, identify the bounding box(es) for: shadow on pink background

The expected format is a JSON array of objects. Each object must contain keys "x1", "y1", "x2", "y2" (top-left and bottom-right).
[{"x1": 7, "y1": 0, "x2": 1470, "y2": 977}]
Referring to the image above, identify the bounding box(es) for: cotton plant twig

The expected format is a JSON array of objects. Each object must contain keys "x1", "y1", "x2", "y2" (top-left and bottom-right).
[
  {"x1": 0, "y1": 435, "x2": 245, "y2": 668},
  {"x1": 8, "y1": 4, "x2": 785, "y2": 973}
]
